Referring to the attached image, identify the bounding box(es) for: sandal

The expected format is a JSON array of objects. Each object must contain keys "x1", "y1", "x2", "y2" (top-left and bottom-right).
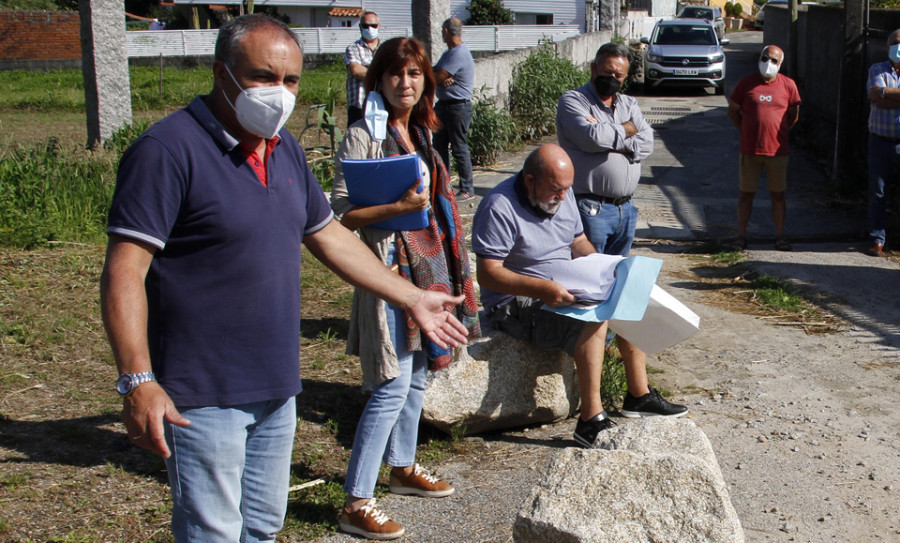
[
  {"x1": 775, "y1": 237, "x2": 793, "y2": 252},
  {"x1": 730, "y1": 236, "x2": 747, "y2": 251}
]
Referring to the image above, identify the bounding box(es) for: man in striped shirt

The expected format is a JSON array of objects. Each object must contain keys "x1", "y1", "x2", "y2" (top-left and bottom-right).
[
  {"x1": 866, "y1": 28, "x2": 900, "y2": 257},
  {"x1": 344, "y1": 11, "x2": 380, "y2": 127}
]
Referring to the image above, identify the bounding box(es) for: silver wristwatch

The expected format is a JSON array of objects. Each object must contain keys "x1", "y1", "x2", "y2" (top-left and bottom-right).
[{"x1": 116, "y1": 371, "x2": 157, "y2": 396}]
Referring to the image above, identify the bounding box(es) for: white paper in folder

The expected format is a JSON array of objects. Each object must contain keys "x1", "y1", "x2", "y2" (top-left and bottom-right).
[{"x1": 608, "y1": 285, "x2": 700, "y2": 355}]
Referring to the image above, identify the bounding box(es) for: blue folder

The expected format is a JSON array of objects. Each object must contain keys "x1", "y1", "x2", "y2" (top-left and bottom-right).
[
  {"x1": 544, "y1": 256, "x2": 663, "y2": 322},
  {"x1": 342, "y1": 154, "x2": 429, "y2": 231}
]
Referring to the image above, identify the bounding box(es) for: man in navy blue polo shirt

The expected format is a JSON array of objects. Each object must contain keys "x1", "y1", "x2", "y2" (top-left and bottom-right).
[{"x1": 100, "y1": 14, "x2": 469, "y2": 542}]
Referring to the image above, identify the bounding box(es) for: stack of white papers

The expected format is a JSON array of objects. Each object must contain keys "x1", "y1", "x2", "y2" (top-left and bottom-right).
[{"x1": 543, "y1": 255, "x2": 700, "y2": 354}]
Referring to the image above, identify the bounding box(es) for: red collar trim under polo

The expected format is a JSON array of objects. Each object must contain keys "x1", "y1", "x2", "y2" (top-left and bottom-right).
[{"x1": 238, "y1": 136, "x2": 280, "y2": 187}]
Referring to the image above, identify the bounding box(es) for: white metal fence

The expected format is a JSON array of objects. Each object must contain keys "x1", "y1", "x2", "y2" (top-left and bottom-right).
[{"x1": 126, "y1": 24, "x2": 582, "y2": 58}]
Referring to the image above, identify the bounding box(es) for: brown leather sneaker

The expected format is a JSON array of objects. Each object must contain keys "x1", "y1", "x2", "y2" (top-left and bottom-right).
[
  {"x1": 388, "y1": 464, "x2": 455, "y2": 498},
  {"x1": 338, "y1": 498, "x2": 405, "y2": 540},
  {"x1": 868, "y1": 241, "x2": 885, "y2": 257}
]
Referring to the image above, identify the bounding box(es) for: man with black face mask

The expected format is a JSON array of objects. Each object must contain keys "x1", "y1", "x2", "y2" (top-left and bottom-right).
[{"x1": 556, "y1": 43, "x2": 685, "y2": 448}]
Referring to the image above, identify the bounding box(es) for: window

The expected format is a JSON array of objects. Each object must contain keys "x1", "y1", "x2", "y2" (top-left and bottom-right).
[{"x1": 514, "y1": 12, "x2": 553, "y2": 25}]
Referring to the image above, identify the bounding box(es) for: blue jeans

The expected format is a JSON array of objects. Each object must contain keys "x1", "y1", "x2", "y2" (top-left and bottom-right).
[
  {"x1": 577, "y1": 196, "x2": 639, "y2": 257},
  {"x1": 867, "y1": 133, "x2": 900, "y2": 245},
  {"x1": 344, "y1": 248, "x2": 428, "y2": 498},
  {"x1": 434, "y1": 100, "x2": 474, "y2": 193},
  {"x1": 164, "y1": 397, "x2": 297, "y2": 543}
]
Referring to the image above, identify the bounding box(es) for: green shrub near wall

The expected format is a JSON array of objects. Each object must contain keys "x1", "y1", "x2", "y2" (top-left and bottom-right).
[
  {"x1": 468, "y1": 90, "x2": 516, "y2": 166},
  {"x1": 508, "y1": 41, "x2": 589, "y2": 141}
]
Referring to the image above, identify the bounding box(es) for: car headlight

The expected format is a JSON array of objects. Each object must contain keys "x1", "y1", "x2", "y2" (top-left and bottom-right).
[
  {"x1": 710, "y1": 53, "x2": 724, "y2": 63},
  {"x1": 647, "y1": 53, "x2": 663, "y2": 62}
]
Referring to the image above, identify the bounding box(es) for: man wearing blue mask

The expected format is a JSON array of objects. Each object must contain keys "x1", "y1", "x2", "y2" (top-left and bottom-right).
[
  {"x1": 865, "y1": 29, "x2": 900, "y2": 257},
  {"x1": 556, "y1": 44, "x2": 681, "y2": 448},
  {"x1": 345, "y1": 11, "x2": 380, "y2": 127},
  {"x1": 728, "y1": 45, "x2": 801, "y2": 252},
  {"x1": 101, "y1": 14, "x2": 470, "y2": 542}
]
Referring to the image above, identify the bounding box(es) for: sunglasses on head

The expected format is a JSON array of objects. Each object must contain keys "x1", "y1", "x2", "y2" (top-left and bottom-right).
[
  {"x1": 760, "y1": 55, "x2": 779, "y2": 64},
  {"x1": 360, "y1": 23, "x2": 378, "y2": 29}
]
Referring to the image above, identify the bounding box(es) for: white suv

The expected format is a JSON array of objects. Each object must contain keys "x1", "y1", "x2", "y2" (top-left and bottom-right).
[{"x1": 641, "y1": 19, "x2": 730, "y2": 95}]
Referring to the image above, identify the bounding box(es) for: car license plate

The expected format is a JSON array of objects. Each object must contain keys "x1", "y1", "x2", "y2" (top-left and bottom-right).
[{"x1": 673, "y1": 68, "x2": 700, "y2": 76}]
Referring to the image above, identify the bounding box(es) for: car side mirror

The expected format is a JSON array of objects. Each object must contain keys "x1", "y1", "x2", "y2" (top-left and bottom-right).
[
  {"x1": 721, "y1": 38, "x2": 731, "y2": 45},
  {"x1": 640, "y1": 37, "x2": 650, "y2": 44}
]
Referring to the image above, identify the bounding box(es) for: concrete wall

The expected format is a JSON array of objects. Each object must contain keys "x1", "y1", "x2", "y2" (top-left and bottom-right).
[{"x1": 475, "y1": 28, "x2": 616, "y2": 107}]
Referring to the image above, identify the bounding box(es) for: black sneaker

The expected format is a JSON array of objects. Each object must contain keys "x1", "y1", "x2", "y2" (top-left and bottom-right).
[
  {"x1": 573, "y1": 411, "x2": 616, "y2": 448},
  {"x1": 620, "y1": 387, "x2": 688, "y2": 418}
]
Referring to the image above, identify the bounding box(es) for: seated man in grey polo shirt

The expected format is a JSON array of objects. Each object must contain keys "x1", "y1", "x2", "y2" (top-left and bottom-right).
[{"x1": 471, "y1": 144, "x2": 687, "y2": 448}]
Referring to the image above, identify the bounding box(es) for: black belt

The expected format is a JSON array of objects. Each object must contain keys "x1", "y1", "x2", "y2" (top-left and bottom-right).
[
  {"x1": 576, "y1": 193, "x2": 633, "y2": 206},
  {"x1": 876, "y1": 134, "x2": 900, "y2": 144},
  {"x1": 439, "y1": 98, "x2": 469, "y2": 105}
]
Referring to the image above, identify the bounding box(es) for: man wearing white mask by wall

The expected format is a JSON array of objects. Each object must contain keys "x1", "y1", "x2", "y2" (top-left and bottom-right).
[
  {"x1": 100, "y1": 14, "x2": 470, "y2": 542},
  {"x1": 864, "y1": 29, "x2": 900, "y2": 257},
  {"x1": 728, "y1": 44, "x2": 801, "y2": 252},
  {"x1": 345, "y1": 11, "x2": 380, "y2": 127}
]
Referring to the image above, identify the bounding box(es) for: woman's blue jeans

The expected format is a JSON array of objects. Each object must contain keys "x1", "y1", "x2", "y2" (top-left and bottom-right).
[
  {"x1": 344, "y1": 247, "x2": 428, "y2": 499},
  {"x1": 164, "y1": 397, "x2": 297, "y2": 543}
]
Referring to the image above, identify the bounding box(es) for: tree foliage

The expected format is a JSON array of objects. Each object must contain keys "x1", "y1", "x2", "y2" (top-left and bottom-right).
[{"x1": 466, "y1": 0, "x2": 515, "y2": 25}]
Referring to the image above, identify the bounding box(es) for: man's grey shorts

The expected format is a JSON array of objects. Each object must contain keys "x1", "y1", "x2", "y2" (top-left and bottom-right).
[{"x1": 486, "y1": 297, "x2": 586, "y2": 357}]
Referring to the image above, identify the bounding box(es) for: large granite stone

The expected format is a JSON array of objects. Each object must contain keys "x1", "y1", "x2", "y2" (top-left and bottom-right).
[
  {"x1": 422, "y1": 327, "x2": 579, "y2": 434},
  {"x1": 514, "y1": 418, "x2": 744, "y2": 543}
]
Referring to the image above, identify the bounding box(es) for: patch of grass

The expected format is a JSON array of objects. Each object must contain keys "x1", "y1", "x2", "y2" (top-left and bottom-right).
[
  {"x1": 681, "y1": 241, "x2": 746, "y2": 265},
  {"x1": 750, "y1": 275, "x2": 806, "y2": 312},
  {"x1": 284, "y1": 480, "x2": 347, "y2": 540},
  {"x1": 0, "y1": 63, "x2": 346, "y2": 115},
  {"x1": 600, "y1": 339, "x2": 628, "y2": 406},
  {"x1": 0, "y1": 472, "x2": 30, "y2": 490}
]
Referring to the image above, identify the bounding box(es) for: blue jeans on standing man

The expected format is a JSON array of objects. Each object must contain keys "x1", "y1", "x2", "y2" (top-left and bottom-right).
[
  {"x1": 867, "y1": 133, "x2": 900, "y2": 246},
  {"x1": 577, "y1": 196, "x2": 640, "y2": 257},
  {"x1": 343, "y1": 244, "x2": 428, "y2": 499},
  {"x1": 434, "y1": 100, "x2": 474, "y2": 194},
  {"x1": 164, "y1": 397, "x2": 297, "y2": 543}
]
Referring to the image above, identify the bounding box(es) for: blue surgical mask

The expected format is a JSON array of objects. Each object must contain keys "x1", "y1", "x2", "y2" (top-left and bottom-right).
[
  {"x1": 364, "y1": 91, "x2": 389, "y2": 141},
  {"x1": 362, "y1": 27, "x2": 378, "y2": 41},
  {"x1": 890, "y1": 44, "x2": 900, "y2": 63}
]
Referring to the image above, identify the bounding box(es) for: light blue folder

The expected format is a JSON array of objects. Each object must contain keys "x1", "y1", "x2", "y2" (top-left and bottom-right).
[{"x1": 544, "y1": 256, "x2": 663, "y2": 323}]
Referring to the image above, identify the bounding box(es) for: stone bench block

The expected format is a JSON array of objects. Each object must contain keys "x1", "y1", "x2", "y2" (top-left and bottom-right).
[
  {"x1": 514, "y1": 418, "x2": 744, "y2": 543},
  {"x1": 422, "y1": 326, "x2": 579, "y2": 435}
]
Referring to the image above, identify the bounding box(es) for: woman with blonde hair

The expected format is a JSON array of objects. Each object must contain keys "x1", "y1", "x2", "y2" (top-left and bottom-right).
[{"x1": 330, "y1": 37, "x2": 480, "y2": 540}]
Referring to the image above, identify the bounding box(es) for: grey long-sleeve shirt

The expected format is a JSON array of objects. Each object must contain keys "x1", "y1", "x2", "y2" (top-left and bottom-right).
[{"x1": 556, "y1": 82, "x2": 653, "y2": 198}]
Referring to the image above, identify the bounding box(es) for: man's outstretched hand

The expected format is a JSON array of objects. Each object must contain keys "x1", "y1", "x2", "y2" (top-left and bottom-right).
[{"x1": 408, "y1": 292, "x2": 469, "y2": 349}]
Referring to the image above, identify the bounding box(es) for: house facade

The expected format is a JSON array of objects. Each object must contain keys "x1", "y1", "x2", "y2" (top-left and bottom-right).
[{"x1": 172, "y1": 0, "x2": 594, "y2": 32}]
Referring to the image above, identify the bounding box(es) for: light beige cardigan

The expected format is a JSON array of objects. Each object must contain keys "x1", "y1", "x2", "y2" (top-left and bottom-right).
[{"x1": 330, "y1": 122, "x2": 430, "y2": 390}]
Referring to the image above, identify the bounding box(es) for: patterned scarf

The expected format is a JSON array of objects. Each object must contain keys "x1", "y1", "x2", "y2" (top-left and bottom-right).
[{"x1": 381, "y1": 122, "x2": 481, "y2": 371}]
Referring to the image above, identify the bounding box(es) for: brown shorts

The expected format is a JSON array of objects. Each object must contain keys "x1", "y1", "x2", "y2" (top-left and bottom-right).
[{"x1": 739, "y1": 154, "x2": 789, "y2": 192}]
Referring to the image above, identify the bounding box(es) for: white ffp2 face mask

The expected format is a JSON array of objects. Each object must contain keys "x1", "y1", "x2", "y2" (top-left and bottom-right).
[
  {"x1": 758, "y1": 59, "x2": 780, "y2": 79},
  {"x1": 223, "y1": 64, "x2": 296, "y2": 139}
]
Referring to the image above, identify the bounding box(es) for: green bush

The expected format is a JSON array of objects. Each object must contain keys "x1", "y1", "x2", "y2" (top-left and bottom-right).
[
  {"x1": 468, "y1": 90, "x2": 516, "y2": 166},
  {"x1": 508, "y1": 41, "x2": 589, "y2": 141},
  {"x1": 724, "y1": 1, "x2": 735, "y2": 16},
  {"x1": 732, "y1": 3, "x2": 743, "y2": 16},
  {"x1": 465, "y1": 0, "x2": 515, "y2": 25}
]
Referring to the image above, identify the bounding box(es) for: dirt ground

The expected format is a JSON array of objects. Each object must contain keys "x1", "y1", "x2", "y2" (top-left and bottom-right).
[{"x1": 318, "y1": 240, "x2": 900, "y2": 543}]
